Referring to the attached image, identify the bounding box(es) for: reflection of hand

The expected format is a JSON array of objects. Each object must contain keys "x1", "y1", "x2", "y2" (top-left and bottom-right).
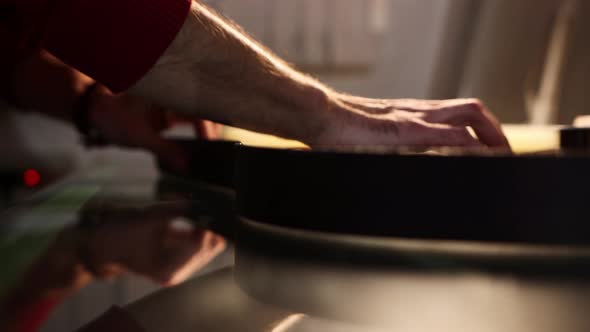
[
  {"x1": 83, "y1": 202, "x2": 226, "y2": 286},
  {"x1": 317, "y1": 95, "x2": 511, "y2": 150},
  {"x1": 88, "y1": 84, "x2": 221, "y2": 171}
]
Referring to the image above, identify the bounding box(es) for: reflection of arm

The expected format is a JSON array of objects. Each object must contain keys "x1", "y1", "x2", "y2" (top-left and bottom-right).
[
  {"x1": 1, "y1": 229, "x2": 93, "y2": 332},
  {"x1": 1, "y1": 202, "x2": 225, "y2": 332},
  {"x1": 127, "y1": 268, "x2": 299, "y2": 332},
  {"x1": 2, "y1": 50, "x2": 94, "y2": 123},
  {"x1": 78, "y1": 269, "x2": 298, "y2": 332}
]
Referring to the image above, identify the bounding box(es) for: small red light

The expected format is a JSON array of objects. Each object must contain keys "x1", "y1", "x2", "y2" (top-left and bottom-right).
[{"x1": 23, "y1": 169, "x2": 41, "y2": 188}]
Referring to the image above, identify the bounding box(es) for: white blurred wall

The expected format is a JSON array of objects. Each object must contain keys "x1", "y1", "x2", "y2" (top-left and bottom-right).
[
  {"x1": 213, "y1": 0, "x2": 590, "y2": 124},
  {"x1": 211, "y1": 0, "x2": 463, "y2": 99},
  {"x1": 460, "y1": 0, "x2": 590, "y2": 124}
]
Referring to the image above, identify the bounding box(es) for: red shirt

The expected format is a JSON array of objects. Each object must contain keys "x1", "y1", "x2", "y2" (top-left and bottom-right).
[
  {"x1": 0, "y1": 0, "x2": 191, "y2": 93},
  {"x1": 0, "y1": 1, "x2": 190, "y2": 330}
]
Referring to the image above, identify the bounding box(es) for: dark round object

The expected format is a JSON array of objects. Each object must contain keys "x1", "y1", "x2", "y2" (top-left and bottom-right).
[
  {"x1": 236, "y1": 146, "x2": 590, "y2": 246},
  {"x1": 158, "y1": 139, "x2": 240, "y2": 188},
  {"x1": 560, "y1": 127, "x2": 590, "y2": 151}
]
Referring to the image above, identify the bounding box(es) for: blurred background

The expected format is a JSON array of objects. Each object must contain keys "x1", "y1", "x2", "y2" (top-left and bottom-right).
[
  {"x1": 1, "y1": 0, "x2": 589, "y2": 330},
  {"x1": 208, "y1": 0, "x2": 589, "y2": 124}
]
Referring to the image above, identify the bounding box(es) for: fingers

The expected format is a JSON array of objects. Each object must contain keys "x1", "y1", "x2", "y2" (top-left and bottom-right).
[
  {"x1": 338, "y1": 97, "x2": 510, "y2": 150},
  {"x1": 420, "y1": 99, "x2": 511, "y2": 150},
  {"x1": 408, "y1": 123, "x2": 485, "y2": 148}
]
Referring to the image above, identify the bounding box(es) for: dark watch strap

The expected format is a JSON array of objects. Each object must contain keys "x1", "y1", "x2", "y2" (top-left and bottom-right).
[{"x1": 73, "y1": 83, "x2": 110, "y2": 147}]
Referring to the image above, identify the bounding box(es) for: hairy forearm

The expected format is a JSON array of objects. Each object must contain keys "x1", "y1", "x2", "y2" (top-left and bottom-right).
[
  {"x1": 130, "y1": 1, "x2": 335, "y2": 143},
  {"x1": 6, "y1": 51, "x2": 94, "y2": 123}
]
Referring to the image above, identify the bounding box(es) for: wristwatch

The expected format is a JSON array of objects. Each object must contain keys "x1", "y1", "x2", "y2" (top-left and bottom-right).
[{"x1": 72, "y1": 83, "x2": 110, "y2": 148}]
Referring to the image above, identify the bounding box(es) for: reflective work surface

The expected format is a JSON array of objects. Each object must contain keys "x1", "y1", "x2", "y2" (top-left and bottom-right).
[
  {"x1": 236, "y1": 219, "x2": 590, "y2": 332},
  {"x1": 0, "y1": 160, "x2": 233, "y2": 331},
  {"x1": 0, "y1": 158, "x2": 385, "y2": 332},
  {"x1": 3, "y1": 152, "x2": 590, "y2": 332}
]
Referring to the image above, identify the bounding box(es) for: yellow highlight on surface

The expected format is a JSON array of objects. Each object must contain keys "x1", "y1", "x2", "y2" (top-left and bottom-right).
[
  {"x1": 502, "y1": 125, "x2": 561, "y2": 154},
  {"x1": 222, "y1": 127, "x2": 307, "y2": 149},
  {"x1": 224, "y1": 125, "x2": 562, "y2": 155}
]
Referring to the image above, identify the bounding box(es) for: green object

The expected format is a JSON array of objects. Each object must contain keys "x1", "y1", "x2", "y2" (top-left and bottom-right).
[
  {"x1": 0, "y1": 184, "x2": 100, "y2": 300},
  {"x1": 0, "y1": 233, "x2": 58, "y2": 299}
]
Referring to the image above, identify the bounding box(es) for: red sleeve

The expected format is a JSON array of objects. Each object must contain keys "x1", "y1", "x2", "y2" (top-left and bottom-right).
[
  {"x1": 1, "y1": 0, "x2": 191, "y2": 93},
  {"x1": 9, "y1": 297, "x2": 60, "y2": 332}
]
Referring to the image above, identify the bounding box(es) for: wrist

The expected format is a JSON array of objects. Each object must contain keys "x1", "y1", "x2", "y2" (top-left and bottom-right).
[
  {"x1": 296, "y1": 88, "x2": 368, "y2": 148},
  {"x1": 73, "y1": 83, "x2": 111, "y2": 147},
  {"x1": 307, "y1": 92, "x2": 385, "y2": 149}
]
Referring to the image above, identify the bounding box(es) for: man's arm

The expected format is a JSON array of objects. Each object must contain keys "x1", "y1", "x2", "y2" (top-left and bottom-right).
[
  {"x1": 2, "y1": 51, "x2": 215, "y2": 171},
  {"x1": 130, "y1": 1, "x2": 330, "y2": 143},
  {"x1": 4, "y1": 50, "x2": 93, "y2": 122},
  {"x1": 131, "y1": 2, "x2": 510, "y2": 149},
  {"x1": 4, "y1": 0, "x2": 509, "y2": 149}
]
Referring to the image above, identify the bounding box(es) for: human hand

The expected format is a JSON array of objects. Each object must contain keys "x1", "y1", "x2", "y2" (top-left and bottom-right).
[
  {"x1": 315, "y1": 95, "x2": 511, "y2": 151},
  {"x1": 87, "y1": 84, "x2": 221, "y2": 171},
  {"x1": 82, "y1": 201, "x2": 226, "y2": 286}
]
